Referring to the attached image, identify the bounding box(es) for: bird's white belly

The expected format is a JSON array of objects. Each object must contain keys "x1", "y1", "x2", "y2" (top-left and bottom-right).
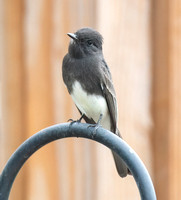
[{"x1": 71, "y1": 81, "x2": 111, "y2": 130}]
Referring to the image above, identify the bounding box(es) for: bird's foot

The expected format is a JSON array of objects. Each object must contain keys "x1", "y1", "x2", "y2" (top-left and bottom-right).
[
  {"x1": 88, "y1": 114, "x2": 103, "y2": 137},
  {"x1": 68, "y1": 114, "x2": 84, "y2": 125}
]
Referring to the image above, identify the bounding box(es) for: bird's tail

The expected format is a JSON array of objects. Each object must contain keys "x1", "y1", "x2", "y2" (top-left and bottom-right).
[
  {"x1": 112, "y1": 150, "x2": 129, "y2": 178},
  {"x1": 112, "y1": 128, "x2": 131, "y2": 178}
]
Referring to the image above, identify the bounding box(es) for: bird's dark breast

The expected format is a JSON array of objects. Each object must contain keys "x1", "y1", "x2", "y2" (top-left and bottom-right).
[{"x1": 62, "y1": 54, "x2": 103, "y2": 96}]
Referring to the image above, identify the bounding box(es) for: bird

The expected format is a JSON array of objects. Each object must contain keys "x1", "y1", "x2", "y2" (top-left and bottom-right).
[{"x1": 62, "y1": 27, "x2": 130, "y2": 177}]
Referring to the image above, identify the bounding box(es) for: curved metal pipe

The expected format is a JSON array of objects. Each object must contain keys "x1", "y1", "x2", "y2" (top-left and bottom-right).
[{"x1": 0, "y1": 123, "x2": 156, "y2": 200}]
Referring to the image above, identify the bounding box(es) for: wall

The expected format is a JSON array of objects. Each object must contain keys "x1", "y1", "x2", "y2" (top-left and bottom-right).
[{"x1": 0, "y1": 0, "x2": 180, "y2": 199}]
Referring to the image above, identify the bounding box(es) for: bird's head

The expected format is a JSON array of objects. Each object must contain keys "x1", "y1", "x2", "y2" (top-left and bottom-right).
[{"x1": 67, "y1": 27, "x2": 103, "y2": 58}]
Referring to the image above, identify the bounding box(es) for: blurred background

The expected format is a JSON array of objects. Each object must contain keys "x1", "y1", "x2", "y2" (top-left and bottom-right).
[{"x1": 0, "y1": 0, "x2": 181, "y2": 199}]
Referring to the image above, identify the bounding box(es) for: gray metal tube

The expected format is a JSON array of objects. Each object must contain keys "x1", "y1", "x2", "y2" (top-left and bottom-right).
[{"x1": 0, "y1": 123, "x2": 156, "y2": 200}]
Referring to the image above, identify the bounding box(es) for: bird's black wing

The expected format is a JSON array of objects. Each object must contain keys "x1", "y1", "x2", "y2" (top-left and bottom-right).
[
  {"x1": 100, "y1": 60, "x2": 130, "y2": 177},
  {"x1": 100, "y1": 59, "x2": 119, "y2": 135}
]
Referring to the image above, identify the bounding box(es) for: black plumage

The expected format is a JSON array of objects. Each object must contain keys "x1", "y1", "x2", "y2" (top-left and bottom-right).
[{"x1": 62, "y1": 27, "x2": 130, "y2": 177}]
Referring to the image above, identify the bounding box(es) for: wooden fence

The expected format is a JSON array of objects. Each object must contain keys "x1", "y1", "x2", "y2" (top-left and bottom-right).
[{"x1": 0, "y1": 0, "x2": 180, "y2": 199}]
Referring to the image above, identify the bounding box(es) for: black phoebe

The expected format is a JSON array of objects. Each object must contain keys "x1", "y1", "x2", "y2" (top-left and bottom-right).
[{"x1": 62, "y1": 27, "x2": 129, "y2": 177}]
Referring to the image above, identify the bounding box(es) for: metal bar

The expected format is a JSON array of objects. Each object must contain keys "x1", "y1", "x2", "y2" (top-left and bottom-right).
[{"x1": 0, "y1": 123, "x2": 157, "y2": 200}]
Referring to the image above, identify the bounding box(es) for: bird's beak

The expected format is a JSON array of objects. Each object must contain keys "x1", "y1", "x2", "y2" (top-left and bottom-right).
[{"x1": 67, "y1": 33, "x2": 78, "y2": 41}]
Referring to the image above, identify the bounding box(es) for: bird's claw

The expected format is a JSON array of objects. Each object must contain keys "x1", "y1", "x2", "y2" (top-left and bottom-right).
[
  {"x1": 67, "y1": 118, "x2": 74, "y2": 122},
  {"x1": 88, "y1": 114, "x2": 103, "y2": 137},
  {"x1": 88, "y1": 124, "x2": 102, "y2": 137},
  {"x1": 68, "y1": 114, "x2": 84, "y2": 125}
]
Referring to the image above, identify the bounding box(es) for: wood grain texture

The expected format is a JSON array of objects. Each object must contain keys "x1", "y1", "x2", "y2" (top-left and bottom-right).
[
  {"x1": 152, "y1": 0, "x2": 170, "y2": 199},
  {"x1": 0, "y1": 0, "x2": 26, "y2": 199},
  {"x1": 4, "y1": 0, "x2": 181, "y2": 199},
  {"x1": 152, "y1": 0, "x2": 181, "y2": 199},
  {"x1": 24, "y1": 0, "x2": 59, "y2": 199},
  {"x1": 168, "y1": 0, "x2": 181, "y2": 198}
]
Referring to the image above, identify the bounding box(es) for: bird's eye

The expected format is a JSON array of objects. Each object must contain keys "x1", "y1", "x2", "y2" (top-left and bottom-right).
[{"x1": 87, "y1": 40, "x2": 93, "y2": 46}]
